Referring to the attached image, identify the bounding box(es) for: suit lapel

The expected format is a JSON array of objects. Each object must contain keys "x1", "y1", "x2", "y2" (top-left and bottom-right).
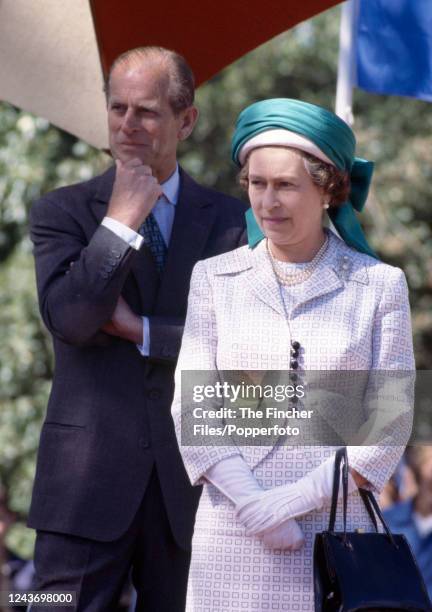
[
  {"x1": 89, "y1": 165, "x2": 115, "y2": 226},
  {"x1": 293, "y1": 267, "x2": 343, "y2": 311},
  {"x1": 289, "y1": 234, "x2": 345, "y2": 313},
  {"x1": 244, "y1": 242, "x2": 286, "y2": 317},
  {"x1": 89, "y1": 164, "x2": 159, "y2": 311},
  {"x1": 154, "y1": 170, "x2": 218, "y2": 316}
]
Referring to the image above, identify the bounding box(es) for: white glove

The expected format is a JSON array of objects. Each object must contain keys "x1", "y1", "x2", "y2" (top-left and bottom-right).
[
  {"x1": 262, "y1": 520, "x2": 304, "y2": 551},
  {"x1": 205, "y1": 455, "x2": 304, "y2": 550},
  {"x1": 205, "y1": 455, "x2": 262, "y2": 504},
  {"x1": 237, "y1": 454, "x2": 357, "y2": 536}
]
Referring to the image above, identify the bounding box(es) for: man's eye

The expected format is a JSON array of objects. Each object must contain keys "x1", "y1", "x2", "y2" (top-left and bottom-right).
[
  {"x1": 138, "y1": 109, "x2": 157, "y2": 117},
  {"x1": 249, "y1": 180, "x2": 264, "y2": 187}
]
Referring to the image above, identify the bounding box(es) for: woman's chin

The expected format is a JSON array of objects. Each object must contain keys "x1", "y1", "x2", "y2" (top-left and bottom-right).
[{"x1": 265, "y1": 232, "x2": 296, "y2": 248}]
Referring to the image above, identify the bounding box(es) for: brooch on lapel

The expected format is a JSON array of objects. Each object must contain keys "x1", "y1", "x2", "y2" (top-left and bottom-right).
[{"x1": 338, "y1": 255, "x2": 352, "y2": 278}]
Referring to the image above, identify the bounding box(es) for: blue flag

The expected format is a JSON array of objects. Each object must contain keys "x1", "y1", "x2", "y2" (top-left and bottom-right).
[{"x1": 356, "y1": 0, "x2": 432, "y2": 102}]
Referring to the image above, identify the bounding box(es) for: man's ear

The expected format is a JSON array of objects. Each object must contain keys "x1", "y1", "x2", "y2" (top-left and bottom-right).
[{"x1": 178, "y1": 106, "x2": 199, "y2": 141}]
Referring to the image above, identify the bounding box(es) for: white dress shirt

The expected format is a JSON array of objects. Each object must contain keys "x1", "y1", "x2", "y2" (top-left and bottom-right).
[{"x1": 101, "y1": 164, "x2": 180, "y2": 356}]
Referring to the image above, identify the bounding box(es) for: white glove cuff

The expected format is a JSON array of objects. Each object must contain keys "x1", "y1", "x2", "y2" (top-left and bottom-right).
[{"x1": 205, "y1": 455, "x2": 262, "y2": 505}]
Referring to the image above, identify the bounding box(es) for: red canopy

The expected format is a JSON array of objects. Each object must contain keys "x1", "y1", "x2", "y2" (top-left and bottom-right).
[
  {"x1": 0, "y1": 0, "x2": 341, "y2": 149},
  {"x1": 92, "y1": 0, "x2": 341, "y2": 84}
]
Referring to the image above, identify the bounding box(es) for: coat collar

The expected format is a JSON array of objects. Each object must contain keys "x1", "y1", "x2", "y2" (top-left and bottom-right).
[{"x1": 213, "y1": 230, "x2": 370, "y2": 317}]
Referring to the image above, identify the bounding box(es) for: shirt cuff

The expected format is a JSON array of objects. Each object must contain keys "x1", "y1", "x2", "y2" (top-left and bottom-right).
[
  {"x1": 136, "y1": 316, "x2": 150, "y2": 356},
  {"x1": 102, "y1": 217, "x2": 144, "y2": 251}
]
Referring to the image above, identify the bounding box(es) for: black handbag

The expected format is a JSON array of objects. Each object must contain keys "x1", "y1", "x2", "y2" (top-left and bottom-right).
[{"x1": 314, "y1": 447, "x2": 432, "y2": 611}]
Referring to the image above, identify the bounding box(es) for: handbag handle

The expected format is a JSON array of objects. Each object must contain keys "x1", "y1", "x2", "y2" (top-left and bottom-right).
[{"x1": 328, "y1": 447, "x2": 398, "y2": 547}]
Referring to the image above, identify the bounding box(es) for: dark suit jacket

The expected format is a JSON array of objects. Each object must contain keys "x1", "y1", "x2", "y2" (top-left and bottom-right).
[{"x1": 28, "y1": 165, "x2": 247, "y2": 549}]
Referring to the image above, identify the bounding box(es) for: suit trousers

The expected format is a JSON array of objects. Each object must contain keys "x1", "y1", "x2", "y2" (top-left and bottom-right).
[{"x1": 30, "y1": 468, "x2": 191, "y2": 612}]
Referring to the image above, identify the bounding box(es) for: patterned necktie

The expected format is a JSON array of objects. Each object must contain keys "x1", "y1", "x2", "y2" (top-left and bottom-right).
[{"x1": 138, "y1": 212, "x2": 167, "y2": 273}]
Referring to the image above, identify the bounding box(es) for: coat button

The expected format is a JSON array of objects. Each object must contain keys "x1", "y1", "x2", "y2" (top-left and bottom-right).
[
  {"x1": 139, "y1": 436, "x2": 149, "y2": 448},
  {"x1": 291, "y1": 341, "x2": 301, "y2": 350},
  {"x1": 290, "y1": 360, "x2": 299, "y2": 369},
  {"x1": 148, "y1": 389, "x2": 161, "y2": 400}
]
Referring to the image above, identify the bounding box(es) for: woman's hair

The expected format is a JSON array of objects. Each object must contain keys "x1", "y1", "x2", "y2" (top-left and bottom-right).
[{"x1": 238, "y1": 146, "x2": 351, "y2": 208}]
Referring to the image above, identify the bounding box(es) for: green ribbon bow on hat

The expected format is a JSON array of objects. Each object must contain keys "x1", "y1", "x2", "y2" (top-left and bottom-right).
[{"x1": 232, "y1": 98, "x2": 376, "y2": 259}]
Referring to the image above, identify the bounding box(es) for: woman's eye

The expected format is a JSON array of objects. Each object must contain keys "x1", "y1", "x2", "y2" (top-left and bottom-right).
[{"x1": 279, "y1": 181, "x2": 294, "y2": 189}]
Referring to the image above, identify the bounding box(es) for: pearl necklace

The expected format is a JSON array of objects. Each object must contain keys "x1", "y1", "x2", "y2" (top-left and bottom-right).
[{"x1": 266, "y1": 234, "x2": 329, "y2": 286}]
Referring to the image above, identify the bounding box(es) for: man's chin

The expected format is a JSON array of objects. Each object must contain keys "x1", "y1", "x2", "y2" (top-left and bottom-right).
[{"x1": 114, "y1": 149, "x2": 153, "y2": 165}]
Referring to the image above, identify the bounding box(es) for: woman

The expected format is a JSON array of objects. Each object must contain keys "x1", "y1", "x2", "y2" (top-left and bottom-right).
[{"x1": 172, "y1": 98, "x2": 415, "y2": 610}]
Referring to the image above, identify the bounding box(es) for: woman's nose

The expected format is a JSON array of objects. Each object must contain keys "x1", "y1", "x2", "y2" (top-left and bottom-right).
[{"x1": 261, "y1": 186, "x2": 279, "y2": 209}]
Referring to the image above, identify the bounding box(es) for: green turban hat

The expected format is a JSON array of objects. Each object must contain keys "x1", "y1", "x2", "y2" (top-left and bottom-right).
[{"x1": 231, "y1": 98, "x2": 376, "y2": 258}]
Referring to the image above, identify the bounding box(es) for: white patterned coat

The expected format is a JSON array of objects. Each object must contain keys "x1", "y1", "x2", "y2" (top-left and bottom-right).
[{"x1": 172, "y1": 231, "x2": 415, "y2": 611}]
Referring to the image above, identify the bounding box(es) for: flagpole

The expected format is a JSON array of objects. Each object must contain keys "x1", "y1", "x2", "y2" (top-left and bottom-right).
[
  {"x1": 330, "y1": 0, "x2": 359, "y2": 239},
  {"x1": 335, "y1": 0, "x2": 359, "y2": 125}
]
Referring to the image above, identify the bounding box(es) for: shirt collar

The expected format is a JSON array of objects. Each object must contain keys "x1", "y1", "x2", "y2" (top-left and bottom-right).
[{"x1": 160, "y1": 164, "x2": 180, "y2": 206}]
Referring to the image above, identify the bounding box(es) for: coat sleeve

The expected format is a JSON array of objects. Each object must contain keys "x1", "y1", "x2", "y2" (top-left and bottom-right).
[
  {"x1": 147, "y1": 316, "x2": 185, "y2": 363},
  {"x1": 347, "y1": 266, "x2": 415, "y2": 492},
  {"x1": 30, "y1": 195, "x2": 138, "y2": 346},
  {"x1": 171, "y1": 260, "x2": 241, "y2": 486}
]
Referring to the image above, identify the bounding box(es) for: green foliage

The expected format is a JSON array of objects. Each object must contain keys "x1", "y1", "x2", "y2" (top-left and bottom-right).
[
  {"x1": 0, "y1": 107, "x2": 109, "y2": 556},
  {"x1": 0, "y1": 5, "x2": 431, "y2": 557}
]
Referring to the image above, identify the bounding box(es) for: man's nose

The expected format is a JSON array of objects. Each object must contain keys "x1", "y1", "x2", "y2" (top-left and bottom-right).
[{"x1": 121, "y1": 109, "x2": 138, "y2": 133}]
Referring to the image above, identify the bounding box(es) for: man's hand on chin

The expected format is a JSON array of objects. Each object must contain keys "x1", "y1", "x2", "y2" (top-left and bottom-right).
[
  {"x1": 107, "y1": 158, "x2": 163, "y2": 231},
  {"x1": 102, "y1": 296, "x2": 143, "y2": 344}
]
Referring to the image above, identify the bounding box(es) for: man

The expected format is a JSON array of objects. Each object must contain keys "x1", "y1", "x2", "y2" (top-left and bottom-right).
[{"x1": 28, "y1": 46, "x2": 247, "y2": 611}]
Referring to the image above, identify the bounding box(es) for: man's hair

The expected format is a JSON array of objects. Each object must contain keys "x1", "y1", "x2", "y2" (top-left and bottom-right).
[{"x1": 104, "y1": 46, "x2": 195, "y2": 115}]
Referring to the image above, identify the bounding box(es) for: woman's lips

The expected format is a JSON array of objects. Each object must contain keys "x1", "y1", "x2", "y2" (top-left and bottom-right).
[{"x1": 262, "y1": 217, "x2": 289, "y2": 225}]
